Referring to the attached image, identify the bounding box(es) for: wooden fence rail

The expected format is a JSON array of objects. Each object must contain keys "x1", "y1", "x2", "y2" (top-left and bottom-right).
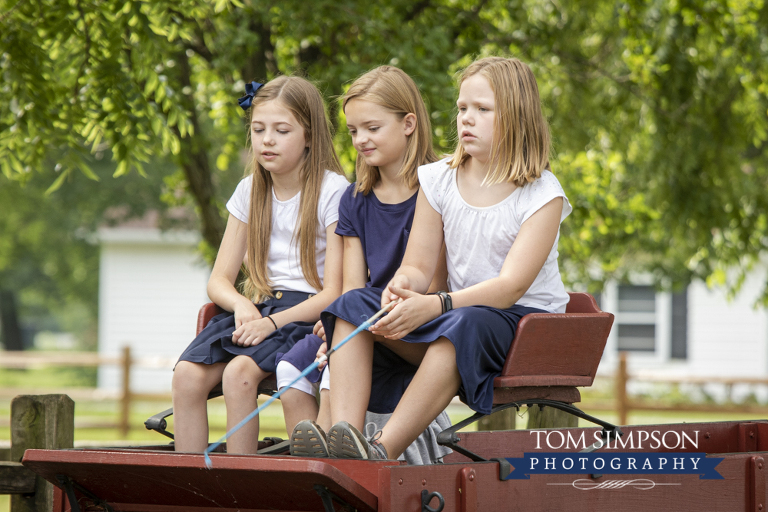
[
  {"x1": 0, "y1": 347, "x2": 175, "y2": 437},
  {"x1": 611, "y1": 351, "x2": 768, "y2": 424},
  {"x1": 4, "y1": 349, "x2": 768, "y2": 437}
]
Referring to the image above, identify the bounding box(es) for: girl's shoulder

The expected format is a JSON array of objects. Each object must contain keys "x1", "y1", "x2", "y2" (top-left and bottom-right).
[
  {"x1": 417, "y1": 157, "x2": 453, "y2": 176},
  {"x1": 416, "y1": 157, "x2": 454, "y2": 214},
  {"x1": 417, "y1": 157, "x2": 453, "y2": 187},
  {"x1": 518, "y1": 170, "x2": 565, "y2": 199},
  {"x1": 226, "y1": 174, "x2": 255, "y2": 223},
  {"x1": 317, "y1": 171, "x2": 351, "y2": 225},
  {"x1": 233, "y1": 174, "x2": 253, "y2": 194},
  {"x1": 516, "y1": 170, "x2": 572, "y2": 222},
  {"x1": 321, "y1": 169, "x2": 351, "y2": 192}
]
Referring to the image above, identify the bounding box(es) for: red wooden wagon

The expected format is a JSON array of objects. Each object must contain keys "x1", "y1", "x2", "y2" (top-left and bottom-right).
[{"x1": 21, "y1": 293, "x2": 768, "y2": 511}]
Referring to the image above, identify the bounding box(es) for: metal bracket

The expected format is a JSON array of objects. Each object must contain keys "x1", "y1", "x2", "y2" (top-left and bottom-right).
[
  {"x1": 314, "y1": 484, "x2": 355, "y2": 512},
  {"x1": 56, "y1": 475, "x2": 114, "y2": 512},
  {"x1": 491, "y1": 457, "x2": 513, "y2": 480},
  {"x1": 144, "y1": 406, "x2": 175, "y2": 439},
  {"x1": 581, "y1": 425, "x2": 624, "y2": 454},
  {"x1": 581, "y1": 427, "x2": 624, "y2": 479},
  {"x1": 145, "y1": 382, "x2": 278, "y2": 441},
  {"x1": 437, "y1": 399, "x2": 622, "y2": 465},
  {"x1": 421, "y1": 489, "x2": 445, "y2": 512}
]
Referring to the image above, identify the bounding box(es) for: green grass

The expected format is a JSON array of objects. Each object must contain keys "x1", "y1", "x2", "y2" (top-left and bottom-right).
[{"x1": 0, "y1": 366, "x2": 97, "y2": 388}]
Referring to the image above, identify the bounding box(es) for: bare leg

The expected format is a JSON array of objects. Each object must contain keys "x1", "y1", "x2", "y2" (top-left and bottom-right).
[
  {"x1": 376, "y1": 335, "x2": 429, "y2": 366},
  {"x1": 172, "y1": 361, "x2": 227, "y2": 452},
  {"x1": 282, "y1": 388, "x2": 320, "y2": 434},
  {"x1": 316, "y1": 389, "x2": 331, "y2": 432},
  {"x1": 329, "y1": 319, "x2": 374, "y2": 430},
  {"x1": 377, "y1": 338, "x2": 460, "y2": 459},
  {"x1": 221, "y1": 355, "x2": 270, "y2": 454}
]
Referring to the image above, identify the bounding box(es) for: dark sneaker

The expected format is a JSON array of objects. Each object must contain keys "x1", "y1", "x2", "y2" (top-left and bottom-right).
[
  {"x1": 290, "y1": 420, "x2": 329, "y2": 457},
  {"x1": 327, "y1": 421, "x2": 389, "y2": 460}
]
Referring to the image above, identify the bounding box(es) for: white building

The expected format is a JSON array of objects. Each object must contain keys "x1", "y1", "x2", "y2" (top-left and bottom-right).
[
  {"x1": 596, "y1": 265, "x2": 768, "y2": 399},
  {"x1": 95, "y1": 213, "x2": 768, "y2": 397},
  {"x1": 97, "y1": 213, "x2": 210, "y2": 393}
]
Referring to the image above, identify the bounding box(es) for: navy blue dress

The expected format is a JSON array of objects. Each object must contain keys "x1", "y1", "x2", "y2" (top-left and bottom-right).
[
  {"x1": 322, "y1": 289, "x2": 545, "y2": 415},
  {"x1": 277, "y1": 184, "x2": 419, "y2": 413},
  {"x1": 177, "y1": 291, "x2": 315, "y2": 373}
]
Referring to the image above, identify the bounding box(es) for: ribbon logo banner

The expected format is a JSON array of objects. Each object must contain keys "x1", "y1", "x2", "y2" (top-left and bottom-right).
[{"x1": 503, "y1": 453, "x2": 724, "y2": 480}]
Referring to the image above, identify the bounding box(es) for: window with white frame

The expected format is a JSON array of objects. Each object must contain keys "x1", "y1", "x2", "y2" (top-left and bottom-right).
[
  {"x1": 600, "y1": 283, "x2": 688, "y2": 359},
  {"x1": 616, "y1": 285, "x2": 656, "y2": 352}
]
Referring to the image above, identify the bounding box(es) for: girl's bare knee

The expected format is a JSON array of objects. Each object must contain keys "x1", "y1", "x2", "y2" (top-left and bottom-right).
[
  {"x1": 173, "y1": 362, "x2": 210, "y2": 400},
  {"x1": 222, "y1": 356, "x2": 266, "y2": 396}
]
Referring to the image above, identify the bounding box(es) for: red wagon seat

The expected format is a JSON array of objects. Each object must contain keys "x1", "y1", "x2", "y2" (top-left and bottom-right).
[{"x1": 492, "y1": 291, "x2": 613, "y2": 405}]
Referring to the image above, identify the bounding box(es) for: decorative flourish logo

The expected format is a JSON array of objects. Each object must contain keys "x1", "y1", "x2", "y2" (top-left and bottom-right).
[{"x1": 547, "y1": 479, "x2": 682, "y2": 491}]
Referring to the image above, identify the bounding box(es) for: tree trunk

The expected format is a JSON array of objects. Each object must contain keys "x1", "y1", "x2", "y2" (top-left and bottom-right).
[
  {"x1": 173, "y1": 51, "x2": 225, "y2": 253},
  {"x1": 0, "y1": 289, "x2": 24, "y2": 351}
]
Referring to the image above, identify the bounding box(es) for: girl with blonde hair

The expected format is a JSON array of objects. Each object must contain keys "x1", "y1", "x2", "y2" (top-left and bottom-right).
[
  {"x1": 172, "y1": 76, "x2": 349, "y2": 454},
  {"x1": 276, "y1": 66, "x2": 451, "y2": 464},
  {"x1": 324, "y1": 56, "x2": 572, "y2": 461}
]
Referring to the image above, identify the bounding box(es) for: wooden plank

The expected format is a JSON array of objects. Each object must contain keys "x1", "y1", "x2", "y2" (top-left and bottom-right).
[
  {"x1": 383, "y1": 453, "x2": 760, "y2": 511},
  {"x1": 0, "y1": 352, "x2": 120, "y2": 368},
  {"x1": 0, "y1": 388, "x2": 121, "y2": 400},
  {"x1": 22, "y1": 449, "x2": 384, "y2": 512},
  {"x1": 0, "y1": 352, "x2": 175, "y2": 369},
  {"x1": 0, "y1": 461, "x2": 35, "y2": 494}
]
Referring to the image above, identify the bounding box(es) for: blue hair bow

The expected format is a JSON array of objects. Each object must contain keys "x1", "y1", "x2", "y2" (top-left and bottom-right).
[{"x1": 238, "y1": 81, "x2": 264, "y2": 110}]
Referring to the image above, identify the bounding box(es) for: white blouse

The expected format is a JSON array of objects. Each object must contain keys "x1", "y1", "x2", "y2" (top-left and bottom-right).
[
  {"x1": 226, "y1": 170, "x2": 349, "y2": 293},
  {"x1": 418, "y1": 158, "x2": 572, "y2": 313}
]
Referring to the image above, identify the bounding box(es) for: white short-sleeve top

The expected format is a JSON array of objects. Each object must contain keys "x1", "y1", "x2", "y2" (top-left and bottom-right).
[
  {"x1": 226, "y1": 170, "x2": 349, "y2": 294},
  {"x1": 418, "y1": 158, "x2": 572, "y2": 313}
]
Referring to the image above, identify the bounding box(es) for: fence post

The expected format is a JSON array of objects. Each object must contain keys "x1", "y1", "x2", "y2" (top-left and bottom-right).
[
  {"x1": 478, "y1": 408, "x2": 516, "y2": 431},
  {"x1": 10, "y1": 394, "x2": 74, "y2": 512},
  {"x1": 119, "y1": 345, "x2": 132, "y2": 438},
  {"x1": 616, "y1": 352, "x2": 628, "y2": 425},
  {"x1": 527, "y1": 405, "x2": 578, "y2": 429}
]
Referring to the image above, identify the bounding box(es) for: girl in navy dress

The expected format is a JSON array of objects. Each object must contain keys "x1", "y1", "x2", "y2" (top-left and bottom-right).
[
  {"x1": 172, "y1": 76, "x2": 349, "y2": 454},
  {"x1": 324, "y1": 57, "x2": 573, "y2": 460},
  {"x1": 275, "y1": 66, "x2": 452, "y2": 464}
]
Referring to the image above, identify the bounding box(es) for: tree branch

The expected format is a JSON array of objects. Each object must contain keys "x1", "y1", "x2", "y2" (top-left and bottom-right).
[
  {"x1": 73, "y1": 0, "x2": 92, "y2": 99},
  {"x1": 0, "y1": 0, "x2": 26, "y2": 26}
]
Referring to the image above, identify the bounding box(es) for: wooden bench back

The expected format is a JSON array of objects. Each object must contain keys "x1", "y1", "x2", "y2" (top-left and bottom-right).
[
  {"x1": 495, "y1": 292, "x2": 613, "y2": 389},
  {"x1": 197, "y1": 302, "x2": 225, "y2": 336}
]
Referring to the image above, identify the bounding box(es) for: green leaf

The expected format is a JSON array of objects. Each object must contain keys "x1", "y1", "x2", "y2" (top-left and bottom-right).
[{"x1": 45, "y1": 169, "x2": 70, "y2": 195}]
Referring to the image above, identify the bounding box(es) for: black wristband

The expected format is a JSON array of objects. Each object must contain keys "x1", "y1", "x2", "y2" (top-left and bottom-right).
[
  {"x1": 436, "y1": 291, "x2": 452, "y2": 313},
  {"x1": 266, "y1": 315, "x2": 278, "y2": 330},
  {"x1": 429, "y1": 292, "x2": 444, "y2": 314}
]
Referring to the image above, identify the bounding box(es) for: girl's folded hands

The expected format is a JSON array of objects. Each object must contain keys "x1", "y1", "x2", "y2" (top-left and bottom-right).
[{"x1": 370, "y1": 285, "x2": 442, "y2": 339}]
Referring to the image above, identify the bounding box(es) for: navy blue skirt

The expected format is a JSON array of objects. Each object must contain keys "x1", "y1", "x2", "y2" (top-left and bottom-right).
[
  {"x1": 321, "y1": 287, "x2": 547, "y2": 415},
  {"x1": 276, "y1": 332, "x2": 418, "y2": 414},
  {"x1": 177, "y1": 291, "x2": 316, "y2": 373}
]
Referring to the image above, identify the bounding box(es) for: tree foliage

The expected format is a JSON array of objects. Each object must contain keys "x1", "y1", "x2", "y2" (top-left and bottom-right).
[{"x1": 1, "y1": 0, "x2": 767, "y2": 301}]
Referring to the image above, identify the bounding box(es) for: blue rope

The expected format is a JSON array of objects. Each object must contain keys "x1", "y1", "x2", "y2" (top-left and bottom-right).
[{"x1": 203, "y1": 302, "x2": 394, "y2": 467}]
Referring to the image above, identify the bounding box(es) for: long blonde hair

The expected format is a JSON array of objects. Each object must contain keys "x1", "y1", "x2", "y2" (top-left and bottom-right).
[
  {"x1": 449, "y1": 57, "x2": 551, "y2": 186},
  {"x1": 341, "y1": 66, "x2": 438, "y2": 194},
  {"x1": 243, "y1": 76, "x2": 344, "y2": 301}
]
